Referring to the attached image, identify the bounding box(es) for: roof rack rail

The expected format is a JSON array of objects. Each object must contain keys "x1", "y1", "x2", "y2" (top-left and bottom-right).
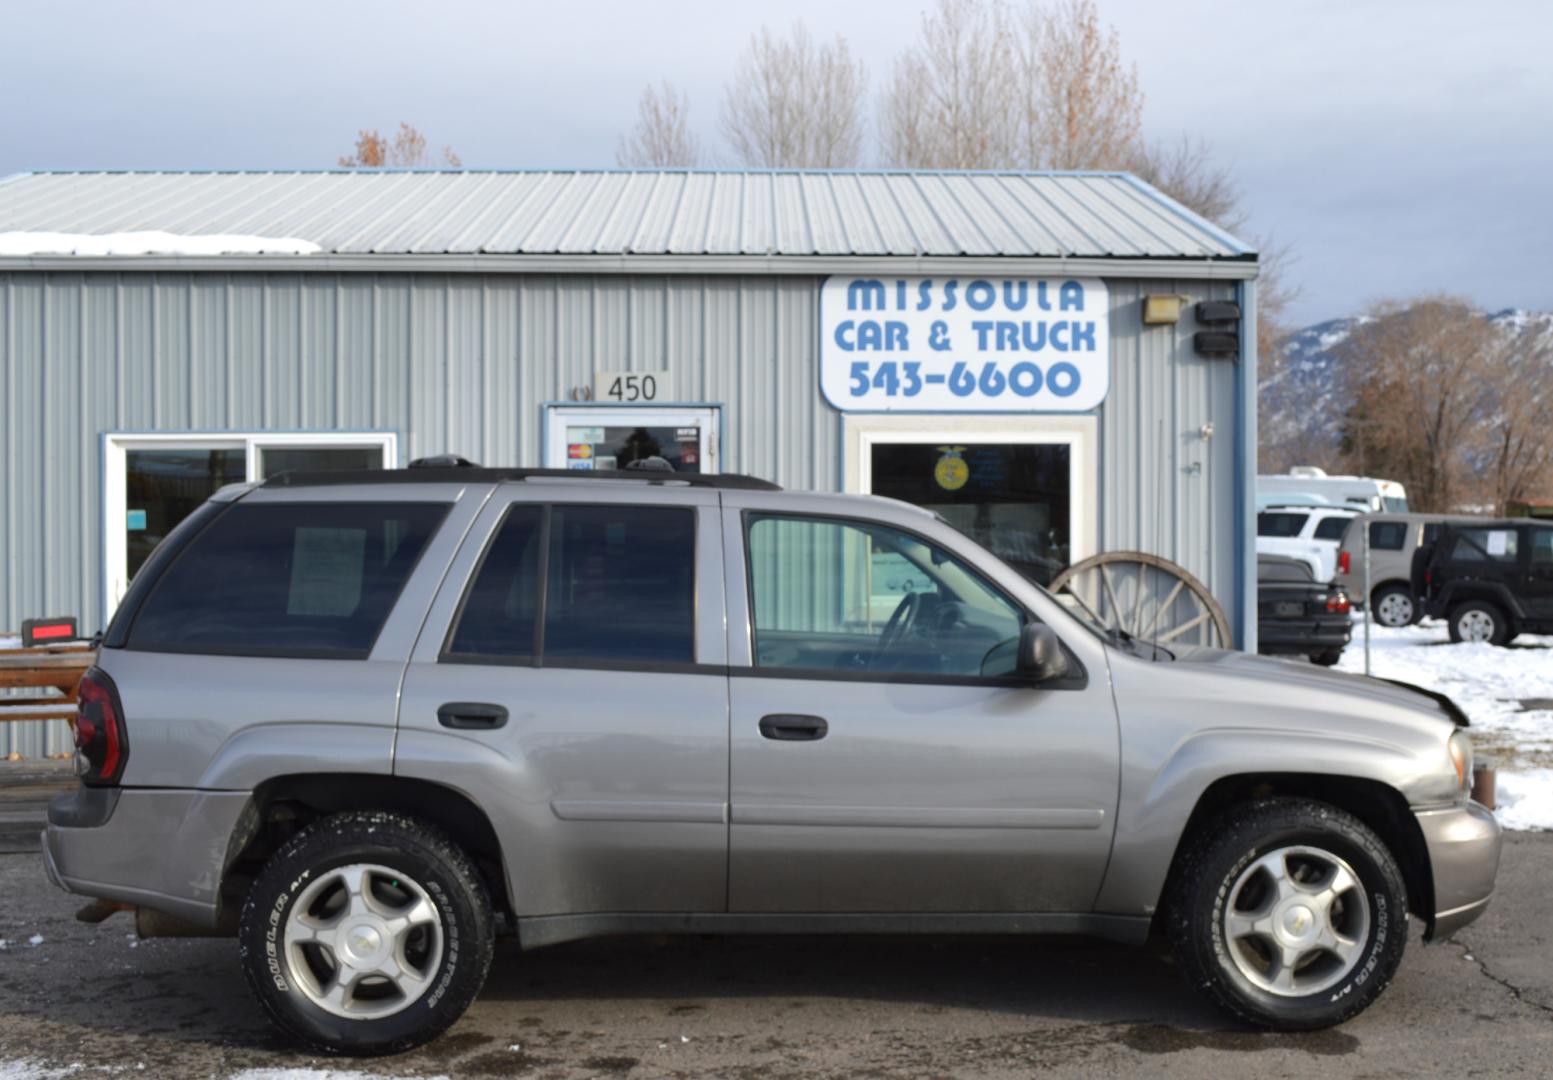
[{"x1": 263, "y1": 466, "x2": 782, "y2": 491}]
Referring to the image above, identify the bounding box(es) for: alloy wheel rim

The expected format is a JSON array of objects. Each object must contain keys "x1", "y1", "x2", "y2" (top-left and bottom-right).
[
  {"x1": 282, "y1": 862, "x2": 444, "y2": 1020},
  {"x1": 1221, "y1": 845, "x2": 1371, "y2": 998},
  {"x1": 1458, "y1": 610, "x2": 1495, "y2": 642},
  {"x1": 1376, "y1": 592, "x2": 1413, "y2": 627}
]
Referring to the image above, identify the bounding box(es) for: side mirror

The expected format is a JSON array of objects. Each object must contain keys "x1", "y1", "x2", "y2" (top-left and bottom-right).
[{"x1": 1018, "y1": 623, "x2": 1071, "y2": 683}]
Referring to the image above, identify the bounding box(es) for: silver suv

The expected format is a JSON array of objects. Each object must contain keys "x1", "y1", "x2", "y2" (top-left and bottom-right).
[{"x1": 43, "y1": 465, "x2": 1501, "y2": 1053}]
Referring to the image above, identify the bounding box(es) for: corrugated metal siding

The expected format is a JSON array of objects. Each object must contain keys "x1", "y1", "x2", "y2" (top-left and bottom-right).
[
  {"x1": 0, "y1": 269, "x2": 1239, "y2": 756},
  {"x1": 0, "y1": 170, "x2": 1252, "y2": 260}
]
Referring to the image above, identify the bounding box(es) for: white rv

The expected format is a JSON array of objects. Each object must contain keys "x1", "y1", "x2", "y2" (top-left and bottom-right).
[{"x1": 1257, "y1": 467, "x2": 1409, "y2": 514}]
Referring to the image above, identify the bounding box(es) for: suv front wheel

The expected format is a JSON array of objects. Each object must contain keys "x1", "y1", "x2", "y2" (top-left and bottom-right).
[
  {"x1": 1166, "y1": 798, "x2": 1408, "y2": 1030},
  {"x1": 1448, "y1": 600, "x2": 1513, "y2": 646},
  {"x1": 238, "y1": 810, "x2": 495, "y2": 1055}
]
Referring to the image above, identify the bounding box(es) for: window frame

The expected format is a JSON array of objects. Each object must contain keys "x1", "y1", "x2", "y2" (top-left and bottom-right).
[
  {"x1": 737, "y1": 509, "x2": 1086, "y2": 690},
  {"x1": 439, "y1": 501, "x2": 706, "y2": 674},
  {"x1": 121, "y1": 499, "x2": 449, "y2": 661}
]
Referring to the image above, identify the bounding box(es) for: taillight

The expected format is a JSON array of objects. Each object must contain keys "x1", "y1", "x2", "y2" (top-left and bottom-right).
[
  {"x1": 75, "y1": 667, "x2": 128, "y2": 787},
  {"x1": 1338, "y1": 551, "x2": 1351, "y2": 575},
  {"x1": 1326, "y1": 593, "x2": 1351, "y2": 613}
]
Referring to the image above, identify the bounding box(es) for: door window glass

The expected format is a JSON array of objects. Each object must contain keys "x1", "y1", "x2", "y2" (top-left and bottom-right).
[
  {"x1": 746, "y1": 515, "x2": 1024, "y2": 679},
  {"x1": 1531, "y1": 529, "x2": 1553, "y2": 566},
  {"x1": 1257, "y1": 512, "x2": 1309, "y2": 538},
  {"x1": 129, "y1": 502, "x2": 447, "y2": 657},
  {"x1": 869, "y1": 443, "x2": 1070, "y2": 586},
  {"x1": 125, "y1": 449, "x2": 246, "y2": 580},
  {"x1": 1314, "y1": 516, "x2": 1352, "y2": 541},
  {"x1": 544, "y1": 506, "x2": 696, "y2": 663},
  {"x1": 1423, "y1": 523, "x2": 1443, "y2": 545},
  {"x1": 445, "y1": 506, "x2": 545, "y2": 659}
]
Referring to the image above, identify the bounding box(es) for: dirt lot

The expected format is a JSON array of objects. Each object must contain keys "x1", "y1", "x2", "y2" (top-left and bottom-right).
[{"x1": 1, "y1": 819, "x2": 1550, "y2": 1079}]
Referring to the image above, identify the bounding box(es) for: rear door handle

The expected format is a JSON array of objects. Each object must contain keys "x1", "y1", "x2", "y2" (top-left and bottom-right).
[
  {"x1": 758, "y1": 714, "x2": 829, "y2": 741},
  {"x1": 438, "y1": 702, "x2": 508, "y2": 730}
]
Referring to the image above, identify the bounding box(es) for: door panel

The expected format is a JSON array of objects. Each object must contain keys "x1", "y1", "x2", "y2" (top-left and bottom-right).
[
  {"x1": 396, "y1": 488, "x2": 730, "y2": 916},
  {"x1": 725, "y1": 507, "x2": 1120, "y2": 914},
  {"x1": 729, "y1": 676, "x2": 1118, "y2": 912}
]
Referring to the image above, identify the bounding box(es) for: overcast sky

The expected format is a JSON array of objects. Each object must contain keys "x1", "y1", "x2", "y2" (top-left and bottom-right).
[{"x1": 3, "y1": 0, "x2": 1549, "y2": 325}]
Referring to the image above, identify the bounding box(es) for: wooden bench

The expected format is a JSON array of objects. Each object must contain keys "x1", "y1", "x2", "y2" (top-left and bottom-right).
[{"x1": 0, "y1": 641, "x2": 95, "y2": 725}]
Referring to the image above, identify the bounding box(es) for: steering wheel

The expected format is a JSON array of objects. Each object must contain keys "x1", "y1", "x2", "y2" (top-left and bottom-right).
[{"x1": 877, "y1": 592, "x2": 921, "y2": 655}]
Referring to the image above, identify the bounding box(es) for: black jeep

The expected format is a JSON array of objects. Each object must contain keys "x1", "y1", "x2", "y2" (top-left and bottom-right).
[{"x1": 1416, "y1": 519, "x2": 1553, "y2": 645}]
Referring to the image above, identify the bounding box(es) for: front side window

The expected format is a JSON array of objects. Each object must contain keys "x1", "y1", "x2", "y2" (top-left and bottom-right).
[
  {"x1": 446, "y1": 504, "x2": 696, "y2": 666},
  {"x1": 129, "y1": 502, "x2": 447, "y2": 657},
  {"x1": 1258, "y1": 512, "x2": 1309, "y2": 538},
  {"x1": 1530, "y1": 528, "x2": 1553, "y2": 566},
  {"x1": 746, "y1": 514, "x2": 1024, "y2": 679},
  {"x1": 1368, "y1": 521, "x2": 1408, "y2": 550}
]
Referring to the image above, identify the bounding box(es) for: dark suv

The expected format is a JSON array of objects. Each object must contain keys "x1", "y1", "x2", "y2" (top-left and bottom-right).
[{"x1": 1417, "y1": 520, "x2": 1553, "y2": 645}]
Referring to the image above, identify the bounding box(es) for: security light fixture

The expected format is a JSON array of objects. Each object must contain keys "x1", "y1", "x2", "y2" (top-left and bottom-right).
[{"x1": 1143, "y1": 295, "x2": 1184, "y2": 325}]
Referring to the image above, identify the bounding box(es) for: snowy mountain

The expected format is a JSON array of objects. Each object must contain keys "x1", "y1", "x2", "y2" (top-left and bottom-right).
[{"x1": 1259, "y1": 307, "x2": 1553, "y2": 460}]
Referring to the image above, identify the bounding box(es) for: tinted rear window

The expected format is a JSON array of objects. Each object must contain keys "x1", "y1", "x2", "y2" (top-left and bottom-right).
[
  {"x1": 1258, "y1": 512, "x2": 1309, "y2": 538},
  {"x1": 1449, "y1": 528, "x2": 1519, "y2": 563},
  {"x1": 1314, "y1": 516, "x2": 1352, "y2": 541},
  {"x1": 129, "y1": 502, "x2": 447, "y2": 657},
  {"x1": 1368, "y1": 521, "x2": 1408, "y2": 550}
]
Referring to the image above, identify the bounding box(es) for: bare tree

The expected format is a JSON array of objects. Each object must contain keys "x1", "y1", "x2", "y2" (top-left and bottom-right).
[
  {"x1": 339, "y1": 122, "x2": 460, "y2": 168},
  {"x1": 1127, "y1": 136, "x2": 1241, "y2": 229},
  {"x1": 720, "y1": 23, "x2": 867, "y2": 168},
  {"x1": 1479, "y1": 327, "x2": 1553, "y2": 513},
  {"x1": 1336, "y1": 298, "x2": 1499, "y2": 512},
  {"x1": 1013, "y1": 0, "x2": 1142, "y2": 169},
  {"x1": 879, "y1": 0, "x2": 1016, "y2": 169},
  {"x1": 617, "y1": 81, "x2": 701, "y2": 168}
]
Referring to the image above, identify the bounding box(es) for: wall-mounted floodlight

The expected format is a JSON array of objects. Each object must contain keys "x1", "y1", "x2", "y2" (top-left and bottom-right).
[{"x1": 1143, "y1": 295, "x2": 1184, "y2": 325}]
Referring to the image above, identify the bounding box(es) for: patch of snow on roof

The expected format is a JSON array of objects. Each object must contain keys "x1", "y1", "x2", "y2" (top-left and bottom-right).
[{"x1": 0, "y1": 231, "x2": 321, "y2": 257}]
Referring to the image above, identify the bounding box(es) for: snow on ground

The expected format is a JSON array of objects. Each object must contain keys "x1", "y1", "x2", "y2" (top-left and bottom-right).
[
  {"x1": 1335, "y1": 614, "x2": 1553, "y2": 829},
  {"x1": 0, "y1": 231, "x2": 321, "y2": 256}
]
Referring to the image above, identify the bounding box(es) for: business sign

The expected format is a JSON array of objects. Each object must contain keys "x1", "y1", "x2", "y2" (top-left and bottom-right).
[{"x1": 820, "y1": 276, "x2": 1109, "y2": 412}]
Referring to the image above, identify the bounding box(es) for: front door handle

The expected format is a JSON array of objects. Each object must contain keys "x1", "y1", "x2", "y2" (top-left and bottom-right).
[
  {"x1": 758, "y1": 714, "x2": 829, "y2": 741},
  {"x1": 438, "y1": 702, "x2": 508, "y2": 730}
]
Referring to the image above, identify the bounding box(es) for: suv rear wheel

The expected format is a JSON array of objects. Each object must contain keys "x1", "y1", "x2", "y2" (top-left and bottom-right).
[
  {"x1": 1166, "y1": 798, "x2": 1407, "y2": 1030},
  {"x1": 1447, "y1": 600, "x2": 1511, "y2": 646},
  {"x1": 238, "y1": 810, "x2": 495, "y2": 1055},
  {"x1": 1371, "y1": 584, "x2": 1417, "y2": 628}
]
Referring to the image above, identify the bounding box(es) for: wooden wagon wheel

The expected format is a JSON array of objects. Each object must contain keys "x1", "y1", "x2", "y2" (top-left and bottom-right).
[{"x1": 1048, "y1": 551, "x2": 1232, "y2": 648}]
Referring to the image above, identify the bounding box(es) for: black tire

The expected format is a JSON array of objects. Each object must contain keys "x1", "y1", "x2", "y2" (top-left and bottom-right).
[
  {"x1": 1446, "y1": 600, "x2": 1511, "y2": 646},
  {"x1": 238, "y1": 810, "x2": 495, "y2": 1055},
  {"x1": 1311, "y1": 649, "x2": 1343, "y2": 667},
  {"x1": 1370, "y1": 584, "x2": 1417, "y2": 628},
  {"x1": 1165, "y1": 798, "x2": 1408, "y2": 1030}
]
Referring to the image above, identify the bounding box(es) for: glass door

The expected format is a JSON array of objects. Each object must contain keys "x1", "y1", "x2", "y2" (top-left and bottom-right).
[
  {"x1": 844, "y1": 416, "x2": 1096, "y2": 589},
  {"x1": 544, "y1": 406, "x2": 720, "y2": 474},
  {"x1": 103, "y1": 432, "x2": 397, "y2": 616}
]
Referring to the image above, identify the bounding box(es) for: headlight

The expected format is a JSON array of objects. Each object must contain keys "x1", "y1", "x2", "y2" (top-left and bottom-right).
[{"x1": 1448, "y1": 730, "x2": 1474, "y2": 794}]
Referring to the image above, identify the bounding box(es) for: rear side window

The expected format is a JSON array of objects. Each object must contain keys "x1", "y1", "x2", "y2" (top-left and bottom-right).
[
  {"x1": 1314, "y1": 516, "x2": 1351, "y2": 541},
  {"x1": 1530, "y1": 529, "x2": 1553, "y2": 566},
  {"x1": 129, "y1": 502, "x2": 447, "y2": 658},
  {"x1": 1368, "y1": 521, "x2": 1408, "y2": 550},
  {"x1": 1258, "y1": 512, "x2": 1309, "y2": 538},
  {"x1": 1422, "y1": 522, "x2": 1444, "y2": 545},
  {"x1": 446, "y1": 504, "x2": 697, "y2": 666},
  {"x1": 1450, "y1": 528, "x2": 1519, "y2": 563}
]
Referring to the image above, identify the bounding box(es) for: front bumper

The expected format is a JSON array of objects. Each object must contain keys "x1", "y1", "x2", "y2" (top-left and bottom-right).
[
  {"x1": 41, "y1": 786, "x2": 251, "y2": 928},
  {"x1": 1416, "y1": 800, "x2": 1502, "y2": 940}
]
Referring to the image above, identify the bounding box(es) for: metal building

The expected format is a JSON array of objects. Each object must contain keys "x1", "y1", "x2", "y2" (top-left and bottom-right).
[{"x1": 0, "y1": 168, "x2": 1258, "y2": 756}]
